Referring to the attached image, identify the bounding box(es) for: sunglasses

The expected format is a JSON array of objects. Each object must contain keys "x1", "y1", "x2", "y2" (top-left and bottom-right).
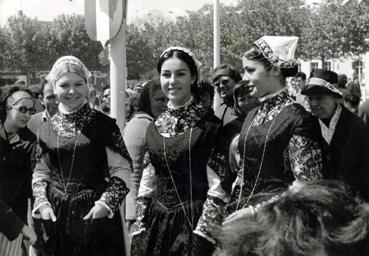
[
  {"x1": 9, "y1": 106, "x2": 36, "y2": 115},
  {"x1": 214, "y1": 78, "x2": 231, "y2": 87}
]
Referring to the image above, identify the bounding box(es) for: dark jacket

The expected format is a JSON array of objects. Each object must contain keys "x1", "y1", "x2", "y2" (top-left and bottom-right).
[
  {"x1": 0, "y1": 126, "x2": 36, "y2": 223},
  {"x1": 322, "y1": 106, "x2": 369, "y2": 200},
  {"x1": 0, "y1": 200, "x2": 24, "y2": 241}
]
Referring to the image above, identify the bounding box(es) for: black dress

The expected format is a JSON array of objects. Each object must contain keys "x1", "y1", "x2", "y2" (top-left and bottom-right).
[
  {"x1": 131, "y1": 100, "x2": 231, "y2": 256},
  {"x1": 32, "y1": 104, "x2": 131, "y2": 256},
  {"x1": 227, "y1": 89, "x2": 323, "y2": 212}
]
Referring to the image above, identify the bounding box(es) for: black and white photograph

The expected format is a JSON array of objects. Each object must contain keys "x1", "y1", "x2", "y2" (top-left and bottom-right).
[{"x1": 1, "y1": 0, "x2": 369, "y2": 255}]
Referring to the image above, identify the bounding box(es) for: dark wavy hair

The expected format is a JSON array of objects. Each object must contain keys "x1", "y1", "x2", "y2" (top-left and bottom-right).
[
  {"x1": 244, "y1": 47, "x2": 298, "y2": 79},
  {"x1": 157, "y1": 49, "x2": 199, "y2": 95},
  {"x1": 136, "y1": 79, "x2": 162, "y2": 118},
  {"x1": 233, "y1": 80, "x2": 259, "y2": 119},
  {"x1": 215, "y1": 180, "x2": 369, "y2": 256},
  {"x1": 0, "y1": 84, "x2": 33, "y2": 123}
]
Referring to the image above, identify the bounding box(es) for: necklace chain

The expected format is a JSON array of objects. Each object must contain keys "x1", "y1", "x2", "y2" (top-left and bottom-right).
[
  {"x1": 56, "y1": 132, "x2": 82, "y2": 194},
  {"x1": 163, "y1": 128, "x2": 194, "y2": 229},
  {"x1": 236, "y1": 103, "x2": 287, "y2": 211}
]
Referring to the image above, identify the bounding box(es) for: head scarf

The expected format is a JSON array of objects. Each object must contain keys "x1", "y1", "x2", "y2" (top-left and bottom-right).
[
  {"x1": 7, "y1": 91, "x2": 33, "y2": 107},
  {"x1": 252, "y1": 36, "x2": 299, "y2": 69},
  {"x1": 46, "y1": 56, "x2": 91, "y2": 84}
]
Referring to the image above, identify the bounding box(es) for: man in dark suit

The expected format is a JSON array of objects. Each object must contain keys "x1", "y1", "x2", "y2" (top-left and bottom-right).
[
  {"x1": 302, "y1": 69, "x2": 369, "y2": 201},
  {"x1": 28, "y1": 78, "x2": 58, "y2": 135}
]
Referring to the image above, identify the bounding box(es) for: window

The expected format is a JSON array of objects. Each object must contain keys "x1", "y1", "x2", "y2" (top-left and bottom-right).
[
  {"x1": 323, "y1": 61, "x2": 331, "y2": 70},
  {"x1": 310, "y1": 62, "x2": 318, "y2": 71},
  {"x1": 353, "y1": 60, "x2": 363, "y2": 81}
]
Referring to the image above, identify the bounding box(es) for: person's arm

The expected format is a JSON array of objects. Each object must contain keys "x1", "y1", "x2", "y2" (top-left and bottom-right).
[
  {"x1": 255, "y1": 119, "x2": 323, "y2": 209},
  {"x1": 194, "y1": 165, "x2": 229, "y2": 244},
  {"x1": 123, "y1": 117, "x2": 152, "y2": 220},
  {"x1": 32, "y1": 155, "x2": 52, "y2": 217},
  {"x1": 194, "y1": 128, "x2": 233, "y2": 244},
  {"x1": 131, "y1": 164, "x2": 157, "y2": 236},
  {"x1": 85, "y1": 123, "x2": 132, "y2": 220},
  {"x1": 87, "y1": 147, "x2": 130, "y2": 219},
  {"x1": 0, "y1": 200, "x2": 24, "y2": 241}
]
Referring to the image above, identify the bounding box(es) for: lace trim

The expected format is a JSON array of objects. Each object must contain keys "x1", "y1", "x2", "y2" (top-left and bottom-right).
[
  {"x1": 254, "y1": 38, "x2": 297, "y2": 68},
  {"x1": 51, "y1": 103, "x2": 93, "y2": 137},
  {"x1": 99, "y1": 176, "x2": 129, "y2": 213},
  {"x1": 155, "y1": 100, "x2": 208, "y2": 137},
  {"x1": 194, "y1": 196, "x2": 226, "y2": 243},
  {"x1": 252, "y1": 90, "x2": 293, "y2": 127}
]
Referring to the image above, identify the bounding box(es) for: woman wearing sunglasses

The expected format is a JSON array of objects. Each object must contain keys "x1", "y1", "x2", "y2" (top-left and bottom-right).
[
  {"x1": 31, "y1": 56, "x2": 132, "y2": 256},
  {"x1": 0, "y1": 85, "x2": 37, "y2": 255}
]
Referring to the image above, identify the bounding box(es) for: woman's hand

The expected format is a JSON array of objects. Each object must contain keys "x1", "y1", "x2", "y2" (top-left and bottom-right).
[
  {"x1": 83, "y1": 203, "x2": 109, "y2": 220},
  {"x1": 39, "y1": 205, "x2": 57, "y2": 222},
  {"x1": 222, "y1": 206, "x2": 255, "y2": 225},
  {"x1": 21, "y1": 225, "x2": 37, "y2": 245}
]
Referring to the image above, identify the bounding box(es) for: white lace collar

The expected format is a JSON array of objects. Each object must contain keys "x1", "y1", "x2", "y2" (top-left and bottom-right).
[{"x1": 319, "y1": 104, "x2": 342, "y2": 145}]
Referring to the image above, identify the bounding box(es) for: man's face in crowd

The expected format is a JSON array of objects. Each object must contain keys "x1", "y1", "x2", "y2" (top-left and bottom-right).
[{"x1": 291, "y1": 77, "x2": 306, "y2": 90}]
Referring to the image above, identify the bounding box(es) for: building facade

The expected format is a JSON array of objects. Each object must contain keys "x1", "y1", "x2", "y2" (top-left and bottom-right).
[{"x1": 299, "y1": 52, "x2": 369, "y2": 100}]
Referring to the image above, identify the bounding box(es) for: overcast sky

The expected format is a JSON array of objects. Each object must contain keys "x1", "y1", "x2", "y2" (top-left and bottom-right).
[{"x1": 0, "y1": 0, "x2": 241, "y2": 25}]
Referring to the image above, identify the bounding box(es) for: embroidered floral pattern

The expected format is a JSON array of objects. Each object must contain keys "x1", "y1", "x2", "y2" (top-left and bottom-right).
[
  {"x1": 155, "y1": 100, "x2": 208, "y2": 137},
  {"x1": 254, "y1": 38, "x2": 297, "y2": 68},
  {"x1": 289, "y1": 135, "x2": 323, "y2": 182},
  {"x1": 51, "y1": 104, "x2": 93, "y2": 137},
  {"x1": 252, "y1": 90, "x2": 293, "y2": 127},
  {"x1": 132, "y1": 197, "x2": 151, "y2": 236},
  {"x1": 100, "y1": 176, "x2": 129, "y2": 212},
  {"x1": 194, "y1": 196, "x2": 227, "y2": 243},
  {"x1": 33, "y1": 181, "x2": 49, "y2": 210}
]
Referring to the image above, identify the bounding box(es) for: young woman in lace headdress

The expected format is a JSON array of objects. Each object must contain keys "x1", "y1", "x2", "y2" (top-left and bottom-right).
[
  {"x1": 224, "y1": 36, "x2": 324, "y2": 224},
  {"x1": 130, "y1": 47, "x2": 232, "y2": 256},
  {"x1": 31, "y1": 56, "x2": 132, "y2": 256}
]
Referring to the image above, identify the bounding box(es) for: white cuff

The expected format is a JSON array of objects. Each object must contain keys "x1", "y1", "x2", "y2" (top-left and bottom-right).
[
  {"x1": 32, "y1": 201, "x2": 51, "y2": 218},
  {"x1": 193, "y1": 230, "x2": 216, "y2": 244},
  {"x1": 95, "y1": 200, "x2": 114, "y2": 218}
]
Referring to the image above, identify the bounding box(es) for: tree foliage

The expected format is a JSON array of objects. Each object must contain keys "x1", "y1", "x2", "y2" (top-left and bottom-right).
[
  {"x1": 50, "y1": 14, "x2": 103, "y2": 70},
  {"x1": 1, "y1": 1, "x2": 369, "y2": 80},
  {"x1": 0, "y1": 12, "x2": 103, "y2": 74},
  {"x1": 300, "y1": 0, "x2": 369, "y2": 62},
  {"x1": 2, "y1": 11, "x2": 51, "y2": 72}
]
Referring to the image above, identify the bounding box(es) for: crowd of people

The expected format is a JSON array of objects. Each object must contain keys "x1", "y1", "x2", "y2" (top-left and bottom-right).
[{"x1": 1, "y1": 34, "x2": 369, "y2": 256}]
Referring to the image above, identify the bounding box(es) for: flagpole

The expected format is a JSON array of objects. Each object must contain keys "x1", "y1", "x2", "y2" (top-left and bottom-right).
[
  {"x1": 214, "y1": 0, "x2": 220, "y2": 68},
  {"x1": 213, "y1": 0, "x2": 223, "y2": 120},
  {"x1": 109, "y1": 9, "x2": 126, "y2": 131}
]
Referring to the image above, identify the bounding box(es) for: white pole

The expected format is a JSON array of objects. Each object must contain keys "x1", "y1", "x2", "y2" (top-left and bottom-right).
[
  {"x1": 213, "y1": 0, "x2": 220, "y2": 68},
  {"x1": 213, "y1": 0, "x2": 224, "y2": 121},
  {"x1": 109, "y1": 20, "x2": 126, "y2": 131}
]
